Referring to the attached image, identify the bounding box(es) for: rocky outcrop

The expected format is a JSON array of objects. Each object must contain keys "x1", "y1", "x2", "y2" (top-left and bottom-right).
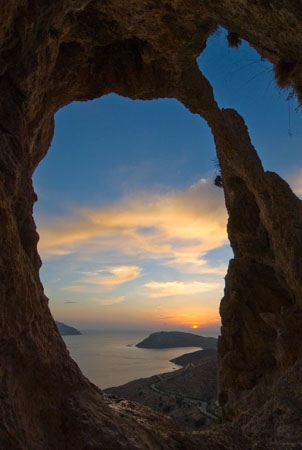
[{"x1": 0, "y1": 1, "x2": 302, "y2": 449}]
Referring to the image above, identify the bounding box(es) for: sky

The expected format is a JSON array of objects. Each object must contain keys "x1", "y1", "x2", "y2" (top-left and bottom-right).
[{"x1": 33, "y1": 28, "x2": 302, "y2": 334}]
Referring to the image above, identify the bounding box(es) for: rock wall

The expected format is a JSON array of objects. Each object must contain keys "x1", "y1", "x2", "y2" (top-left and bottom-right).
[
  {"x1": 175, "y1": 68, "x2": 302, "y2": 447},
  {"x1": 0, "y1": 1, "x2": 301, "y2": 449}
]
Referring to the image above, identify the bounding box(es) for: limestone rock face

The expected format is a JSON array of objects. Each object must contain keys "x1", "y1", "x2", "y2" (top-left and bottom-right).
[
  {"x1": 214, "y1": 110, "x2": 302, "y2": 447},
  {"x1": 0, "y1": 1, "x2": 301, "y2": 449}
]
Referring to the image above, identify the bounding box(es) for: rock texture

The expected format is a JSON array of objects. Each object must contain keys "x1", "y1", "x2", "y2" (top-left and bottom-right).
[{"x1": 0, "y1": 1, "x2": 302, "y2": 449}]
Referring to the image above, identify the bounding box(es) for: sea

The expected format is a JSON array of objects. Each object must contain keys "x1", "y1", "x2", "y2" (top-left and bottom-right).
[{"x1": 62, "y1": 330, "x2": 203, "y2": 389}]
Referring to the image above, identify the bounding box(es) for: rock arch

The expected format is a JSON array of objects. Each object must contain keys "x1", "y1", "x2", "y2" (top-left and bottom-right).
[{"x1": 0, "y1": 2, "x2": 301, "y2": 449}]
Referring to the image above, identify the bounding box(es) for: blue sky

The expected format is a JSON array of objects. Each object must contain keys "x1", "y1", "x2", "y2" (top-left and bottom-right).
[{"x1": 33, "y1": 29, "x2": 301, "y2": 333}]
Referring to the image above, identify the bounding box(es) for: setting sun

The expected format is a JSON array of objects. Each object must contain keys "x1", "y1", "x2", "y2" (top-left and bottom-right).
[{"x1": 192, "y1": 324, "x2": 198, "y2": 329}]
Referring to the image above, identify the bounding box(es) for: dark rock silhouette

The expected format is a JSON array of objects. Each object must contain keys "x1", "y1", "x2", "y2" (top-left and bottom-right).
[
  {"x1": 136, "y1": 331, "x2": 217, "y2": 349},
  {"x1": 0, "y1": 1, "x2": 301, "y2": 449}
]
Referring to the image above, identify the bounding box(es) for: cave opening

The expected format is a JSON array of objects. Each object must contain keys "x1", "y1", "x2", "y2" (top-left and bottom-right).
[
  {"x1": 30, "y1": 29, "x2": 301, "y2": 394},
  {"x1": 1, "y1": 3, "x2": 302, "y2": 448},
  {"x1": 33, "y1": 93, "x2": 230, "y2": 389}
]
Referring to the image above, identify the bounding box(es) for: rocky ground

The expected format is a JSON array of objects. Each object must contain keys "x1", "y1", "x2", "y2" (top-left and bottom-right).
[{"x1": 105, "y1": 350, "x2": 220, "y2": 431}]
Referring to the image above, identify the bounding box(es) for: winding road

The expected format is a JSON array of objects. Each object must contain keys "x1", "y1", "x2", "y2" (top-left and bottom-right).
[{"x1": 150, "y1": 376, "x2": 218, "y2": 421}]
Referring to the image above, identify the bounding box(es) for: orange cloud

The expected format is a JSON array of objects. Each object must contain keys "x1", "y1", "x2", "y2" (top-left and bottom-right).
[
  {"x1": 37, "y1": 178, "x2": 228, "y2": 271},
  {"x1": 61, "y1": 265, "x2": 140, "y2": 294},
  {"x1": 98, "y1": 296, "x2": 125, "y2": 306},
  {"x1": 62, "y1": 284, "x2": 113, "y2": 293},
  {"x1": 157, "y1": 309, "x2": 220, "y2": 328},
  {"x1": 144, "y1": 280, "x2": 222, "y2": 298},
  {"x1": 81, "y1": 265, "x2": 141, "y2": 285}
]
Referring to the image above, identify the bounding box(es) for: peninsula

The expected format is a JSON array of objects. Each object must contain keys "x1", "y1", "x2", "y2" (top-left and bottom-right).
[
  {"x1": 170, "y1": 348, "x2": 217, "y2": 366},
  {"x1": 55, "y1": 321, "x2": 82, "y2": 336}
]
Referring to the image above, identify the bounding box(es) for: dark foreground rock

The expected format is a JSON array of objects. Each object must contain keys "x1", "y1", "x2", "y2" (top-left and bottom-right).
[
  {"x1": 0, "y1": 1, "x2": 302, "y2": 449},
  {"x1": 136, "y1": 331, "x2": 217, "y2": 349}
]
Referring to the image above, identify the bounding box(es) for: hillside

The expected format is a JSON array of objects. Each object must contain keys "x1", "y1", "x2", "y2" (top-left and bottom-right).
[
  {"x1": 170, "y1": 349, "x2": 217, "y2": 366},
  {"x1": 105, "y1": 349, "x2": 218, "y2": 431}
]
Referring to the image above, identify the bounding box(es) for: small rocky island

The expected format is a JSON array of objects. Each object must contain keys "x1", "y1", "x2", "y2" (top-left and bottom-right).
[
  {"x1": 136, "y1": 331, "x2": 217, "y2": 349},
  {"x1": 55, "y1": 321, "x2": 82, "y2": 336}
]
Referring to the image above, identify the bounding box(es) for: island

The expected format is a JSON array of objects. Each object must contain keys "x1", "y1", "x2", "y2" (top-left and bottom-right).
[
  {"x1": 136, "y1": 331, "x2": 217, "y2": 349},
  {"x1": 55, "y1": 321, "x2": 82, "y2": 336}
]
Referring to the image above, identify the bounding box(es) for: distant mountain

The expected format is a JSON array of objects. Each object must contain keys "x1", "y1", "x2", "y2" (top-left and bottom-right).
[
  {"x1": 170, "y1": 348, "x2": 217, "y2": 366},
  {"x1": 55, "y1": 321, "x2": 82, "y2": 336},
  {"x1": 136, "y1": 331, "x2": 217, "y2": 349}
]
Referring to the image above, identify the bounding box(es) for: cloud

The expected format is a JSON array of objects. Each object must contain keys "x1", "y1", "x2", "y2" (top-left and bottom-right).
[
  {"x1": 164, "y1": 257, "x2": 228, "y2": 275},
  {"x1": 81, "y1": 265, "x2": 141, "y2": 285},
  {"x1": 156, "y1": 309, "x2": 221, "y2": 327},
  {"x1": 64, "y1": 301, "x2": 77, "y2": 304},
  {"x1": 144, "y1": 280, "x2": 222, "y2": 298},
  {"x1": 98, "y1": 296, "x2": 125, "y2": 306},
  {"x1": 37, "y1": 178, "x2": 228, "y2": 271},
  {"x1": 45, "y1": 249, "x2": 74, "y2": 256},
  {"x1": 61, "y1": 265, "x2": 140, "y2": 293},
  {"x1": 62, "y1": 284, "x2": 113, "y2": 293},
  {"x1": 159, "y1": 315, "x2": 175, "y2": 320}
]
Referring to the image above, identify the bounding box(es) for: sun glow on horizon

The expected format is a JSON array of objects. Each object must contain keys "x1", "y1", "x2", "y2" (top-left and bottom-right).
[{"x1": 192, "y1": 324, "x2": 198, "y2": 329}]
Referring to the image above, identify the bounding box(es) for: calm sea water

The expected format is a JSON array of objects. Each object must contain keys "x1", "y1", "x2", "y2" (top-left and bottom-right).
[{"x1": 63, "y1": 330, "x2": 202, "y2": 389}]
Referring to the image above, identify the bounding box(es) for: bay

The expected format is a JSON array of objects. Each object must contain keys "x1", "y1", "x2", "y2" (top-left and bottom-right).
[{"x1": 63, "y1": 330, "x2": 202, "y2": 389}]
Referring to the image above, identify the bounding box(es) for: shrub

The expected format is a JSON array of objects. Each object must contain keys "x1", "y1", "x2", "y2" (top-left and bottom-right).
[
  {"x1": 227, "y1": 32, "x2": 242, "y2": 48},
  {"x1": 176, "y1": 397, "x2": 183, "y2": 407},
  {"x1": 194, "y1": 418, "x2": 205, "y2": 427},
  {"x1": 213, "y1": 158, "x2": 223, "y2": 188},
  {"x1": 274, "y1": 59, "x2": 296, "y2": 89},
  {"x1": 214, "y1": 175, "x2": 223, "y2": 188},
  {"x1": 163, "y1": 405, "x2": 172, "y2": 413}
]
